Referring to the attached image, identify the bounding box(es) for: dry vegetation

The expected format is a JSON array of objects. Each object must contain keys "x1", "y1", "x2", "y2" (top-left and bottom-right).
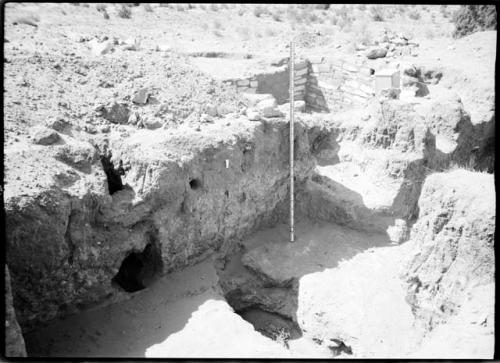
[{"x1": 148, "y1": 4, "x2": 461, "y2": 48}]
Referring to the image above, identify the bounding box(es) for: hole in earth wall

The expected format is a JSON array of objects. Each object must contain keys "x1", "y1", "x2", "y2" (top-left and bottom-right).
[
  {"x1": 112, "y1": 234, "x2": 163, "y2": 293},
  {"x1": 189, "y1": 178, "x2": 202, "y2": 190},
  {"x1": 100, "y1": 152, "x2": 124, "y2": 195}
]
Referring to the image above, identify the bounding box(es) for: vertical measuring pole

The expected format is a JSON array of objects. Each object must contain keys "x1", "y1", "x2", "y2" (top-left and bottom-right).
[{"x1": 289, "y1": 41, "x2": 295, "y2": 243}]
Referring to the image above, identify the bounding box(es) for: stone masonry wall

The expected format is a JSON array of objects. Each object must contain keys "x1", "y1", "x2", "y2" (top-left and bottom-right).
[
  {"x1": 223, "y1": 61, "x2": 309, "y2": 105},
  {"x1": 225, "y1": 56, "x2": 377, "y2": 112},
  {"x1": 307, "y1": 56, "x2": 375, "y2": 112}
]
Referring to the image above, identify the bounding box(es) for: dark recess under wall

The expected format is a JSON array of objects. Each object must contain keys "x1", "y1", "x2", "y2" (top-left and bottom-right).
[{"x1": 112, "y1": 236, "x2": 163, "y2": 293}]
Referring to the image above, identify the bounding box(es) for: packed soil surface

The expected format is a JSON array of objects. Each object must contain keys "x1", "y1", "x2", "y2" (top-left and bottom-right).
[{"x1": 24, "y1": 218, "x2": 412, "y2": 358}]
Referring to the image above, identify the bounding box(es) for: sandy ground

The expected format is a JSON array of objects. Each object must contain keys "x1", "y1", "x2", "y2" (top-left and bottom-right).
[
  {"x1": 24, "y1": 216, "x2": 417, "y2": 358},
  {"x1": 24, "y1": 259, "x2": 223, "y2": 357}
]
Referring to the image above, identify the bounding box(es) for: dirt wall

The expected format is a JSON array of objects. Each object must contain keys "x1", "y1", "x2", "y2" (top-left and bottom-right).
[{"x1": 5, "y1": 117, "x2": 316, "y2": 332}]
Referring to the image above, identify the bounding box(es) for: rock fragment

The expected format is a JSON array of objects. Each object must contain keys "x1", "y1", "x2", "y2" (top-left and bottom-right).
[
  {"x1": 386, "y1": 219, "x2": 409, "y2": 244},
  {"x1": 89, "y1": 39, "x2": 114, "y2": 56},
  {"x1": 143, "y1": 118, "x2": 162, "y2": 130},
  {"x1": 45, "y1": 117, "x2": 70, "y2": 132},
  {"x1": 256, "y1": 98, "x2": 283, "y2": 118},
  {"x1": 31, "y1": 126, "x2": 60, "y2": 145},
  {"x1": 366, "y1": 48, "x2": 387, "y2": 59},
  {"x1": 99, "y1": 102, "x2": 130, "y2": 124},
  {"x1": 132, "y1": 88, "x2": 150, "y2": 105}
]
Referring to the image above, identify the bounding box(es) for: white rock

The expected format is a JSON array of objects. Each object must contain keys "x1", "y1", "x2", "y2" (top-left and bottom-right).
[
  {"x1": 246, "y1": 109, "x2": 261, "y2": 121},
  {"x1": 143, "y1": 118, "x2": 162, "y2": 130},
  {"x1": 386, "y1": 219, "x2": 409, "y2": 244},
  {"x1": 205, "y1": 103, "x2": 218, "y2": 117},
  {"x1": 89, "y1": 39, "x2": 114, "y2": 56},
  {"x1": 123, "y1": 37, "x2": 140, "y2": 51},
  {"x1": 156, "y1": 44, "x2": 172, "y2": 52},
  {"x1": 240, "y1": 93, "x2": 275, "y2": 107}
]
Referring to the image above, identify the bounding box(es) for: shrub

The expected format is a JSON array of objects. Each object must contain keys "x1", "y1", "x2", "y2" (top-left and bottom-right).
[
  {"x1": 308, "y1": 12, "x2": 320, "y2": 23},
  {"x1": 272, "y1": 10, "x2": 283, "y2": 22},
  {"x1": 143, "y1": 4, "x2": 153, "y2": 12},
  {"x1": 408, "y1": 9, "x2": 421, "y2": 20},
  {"x1": 253, "y1": 5, "x2": 268, "y2": 17},
  {"x1": 176, "y1": 4, "x2": 185, "y2": 11},
  {"x1": 440, "y1": 5, "x2": 450, "y2": 18},
  {"x1": 274, "y1": 328, "x2": 290, "y2": 348},
  {"x1": 117, "y1": 5, "x2": 132, "y2": 18},
  {"x1": 237, "y1": 7, "x2": 245, "y2": 16},
  {"x1": 96, "y1": 4, "x2": 107, "y2": 12},
  {"x1": 452, "y1": 5, "x2": 497, "y2": 38},
  {"x1": 210, "y1": 3, "x2": 219, "y2": 11},
  {"x1": 103, "y1": 10, "x2": 110, "y2": 19},
  {"x1": 335, "y1": 5, "x2": 353, "y2": 24},
  {"x1": 355, "y1": 21, "x2": 372, "y2": 45},
  {"x1": 370, "y1": 5, "x2": 385, "y2": 21}
]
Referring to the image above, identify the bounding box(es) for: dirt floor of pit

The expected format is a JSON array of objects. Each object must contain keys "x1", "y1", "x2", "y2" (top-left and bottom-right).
[{"x1": 23, "y1": 217, "x2": 419, "y2": 358}]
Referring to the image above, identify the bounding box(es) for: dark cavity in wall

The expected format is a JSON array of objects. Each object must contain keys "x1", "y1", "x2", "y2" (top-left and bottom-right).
[
  {"x1": 189, "y1": 178, "x2": 202, "y2": 190},
  {"x1": 112, "y1": 232, "x2": 163, "y2": 292},
  {"x1": 100, "y1": 153, "x2": 124, "y2": 195}
]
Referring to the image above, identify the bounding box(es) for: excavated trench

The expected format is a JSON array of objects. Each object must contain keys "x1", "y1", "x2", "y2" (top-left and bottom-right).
[{"x1": 11, "y1": 99, "x2": 484, "y2": 357}]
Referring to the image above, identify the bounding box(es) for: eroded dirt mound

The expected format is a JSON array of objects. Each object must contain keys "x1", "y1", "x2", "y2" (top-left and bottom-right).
[{"x1": 403, "y1": 169, "x2": 495, "y2": 331}]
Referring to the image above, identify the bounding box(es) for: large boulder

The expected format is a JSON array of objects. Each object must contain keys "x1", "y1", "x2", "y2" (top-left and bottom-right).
[
  {"x1": 132, "y1": 88, "x2": 150, "y2": 105},
  {"x1": 53, "y1": 140, "x2": 99, "y2": 173},
  {"x1": 256, "y1": 98, "x2": 283, "y2": 118},
  {"x1": 31, "y1": 126, "x2": 60, "y2": 145},
  {"x1": 98, "y1": 102, "x2": 130, "y2": 124}
]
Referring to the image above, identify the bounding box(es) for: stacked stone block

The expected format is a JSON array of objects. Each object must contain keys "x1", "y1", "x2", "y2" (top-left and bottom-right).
[
  {"x1": 223, "y1": 60, "x2": 309, "y2": 105},
  {"x1": 224, "y1": 77, "x2": 259, "y2": 94},
  {"x1": 307, "y1": 56, "x2": 376, "y2": 112},
  {"x1": 292, "y1": 60, "x2": 309, "y2": 102}
]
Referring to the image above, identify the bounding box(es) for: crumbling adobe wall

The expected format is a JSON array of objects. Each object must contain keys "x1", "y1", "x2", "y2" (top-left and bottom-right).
[
  {"x1": 403, "y1": 169, "x2": 495, "y2": 331},
  {"x1": 5, "y1": 116, "x2": 316, "y2": 332},
  {"x1": 296, "y1": 100, "x2": 439, "y2": 234}
]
